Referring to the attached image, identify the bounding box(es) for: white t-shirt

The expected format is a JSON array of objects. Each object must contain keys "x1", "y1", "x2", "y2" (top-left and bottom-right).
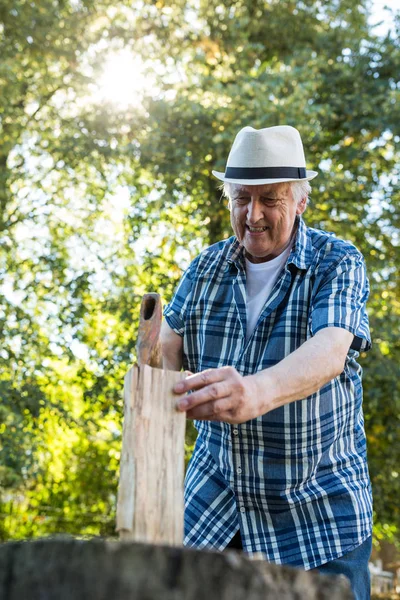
[{"x1": 245, "y1": 243, "x2": 293, "y2": 342}]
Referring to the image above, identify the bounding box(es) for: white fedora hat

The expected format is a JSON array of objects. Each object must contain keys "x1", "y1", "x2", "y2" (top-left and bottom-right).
[{"x1": 212, "y1": 125, "x2": 318, "y2": 185}]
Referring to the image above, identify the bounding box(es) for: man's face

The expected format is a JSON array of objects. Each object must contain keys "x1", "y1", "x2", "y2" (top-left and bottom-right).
[{"x1": 229, "y1": 182, "x2": 306, "y2": 263}]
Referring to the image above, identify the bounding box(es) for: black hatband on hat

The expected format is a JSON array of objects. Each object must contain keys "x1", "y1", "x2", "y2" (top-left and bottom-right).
[{"x1": 224, "y1": 166, "x2": 307, "y2": 179}]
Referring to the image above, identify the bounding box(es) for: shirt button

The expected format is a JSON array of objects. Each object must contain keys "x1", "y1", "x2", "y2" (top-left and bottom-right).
[
  {"x1": 237, "y1": 467, "x2": 242, "y2": 474},
  {"x1": 240, "y1": 506, "x2": 246, "y2": 513},
  {"x1": 232, "y1": 429, "x2": 239, "y2": 436}
]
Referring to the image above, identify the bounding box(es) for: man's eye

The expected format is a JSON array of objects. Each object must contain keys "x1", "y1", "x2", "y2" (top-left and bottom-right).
[{"x1": 235, "y1": 197, "x2": 249, "y2": 203}]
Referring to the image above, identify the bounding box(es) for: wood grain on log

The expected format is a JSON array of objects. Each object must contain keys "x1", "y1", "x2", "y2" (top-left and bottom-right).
[
  {"x1": 116, "y1": 365, "x2": 186, "y2": 545},
  {"x1": 136, "y1": 293, "x2": 163, "y2": 368}
]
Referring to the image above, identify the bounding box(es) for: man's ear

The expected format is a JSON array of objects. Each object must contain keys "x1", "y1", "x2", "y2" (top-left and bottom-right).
[{"x1": 296, "y1": 196, "x2": 307, "y2": 216}]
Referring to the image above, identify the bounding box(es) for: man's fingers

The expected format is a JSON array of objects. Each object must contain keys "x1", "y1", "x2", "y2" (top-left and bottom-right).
[
  {"x1": 173, "y1": 368, "x2": 225, "y2": 394},
  {"x1": 176, "y1": 381, "x2": 229, "y2": 411},
  {"x1": 186, "y1": 397, "x2": 232, "y2": 421}
]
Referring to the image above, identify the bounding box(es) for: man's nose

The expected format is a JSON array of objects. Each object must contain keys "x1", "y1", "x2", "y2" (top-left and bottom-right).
[{"x1": 247, "y1": 199, "x2": 264, "y2": 224}]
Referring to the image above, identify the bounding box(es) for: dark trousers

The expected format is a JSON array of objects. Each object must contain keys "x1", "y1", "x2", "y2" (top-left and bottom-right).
[{"x1": 226, "y1": 530, "x2": 243, "y2": 550}]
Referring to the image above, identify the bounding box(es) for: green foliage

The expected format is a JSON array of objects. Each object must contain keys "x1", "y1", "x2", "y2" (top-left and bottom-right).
[{"x1": 1, "y1": 0, "x2": 399, "y2": 550}]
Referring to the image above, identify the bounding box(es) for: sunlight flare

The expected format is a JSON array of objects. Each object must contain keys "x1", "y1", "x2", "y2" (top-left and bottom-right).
[{"x1": 96, "y1": 49, "x2": 150, "y2": 107}]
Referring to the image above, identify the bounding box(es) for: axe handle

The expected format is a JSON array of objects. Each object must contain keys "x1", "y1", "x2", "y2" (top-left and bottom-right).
[{"x1": 136, "y1": 293, "x2": 163, "y2": 368}]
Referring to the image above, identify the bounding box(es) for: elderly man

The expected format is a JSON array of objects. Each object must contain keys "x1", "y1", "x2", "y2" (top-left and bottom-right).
[{"x1": 161, "y1": 126, "x2": 372, "y2": 599}]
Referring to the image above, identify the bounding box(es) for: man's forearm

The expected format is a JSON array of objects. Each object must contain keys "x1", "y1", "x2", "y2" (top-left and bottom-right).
[
  {"x1": 251, "y1": 327, "x2": 354, "y2": 413},
  {"x1": 160, "y1": 320, "x2": 183, "y2": 371},
  {"x1": 162, "y1": 352, "x2": 183, "y2": 371}
]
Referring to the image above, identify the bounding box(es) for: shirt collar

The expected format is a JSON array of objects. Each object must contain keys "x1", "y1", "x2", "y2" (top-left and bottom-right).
[
  {"x1": 226, "y1": 216, "x2": 313, "y2": 272},
  {"x1": 226, "y1": 238, "x2": 245, "y2": 272},
  {"x1": 287, "y1": 216, "x2": 314, "y2": 270}
]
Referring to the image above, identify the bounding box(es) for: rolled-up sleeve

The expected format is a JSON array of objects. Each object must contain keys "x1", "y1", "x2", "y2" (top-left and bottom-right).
[
  {"x1": 163, "y1": 266, "x2": 193, "y2": 337},
  {"x1": 309, "y1": 251, "x2": 372, "y2": 352}
]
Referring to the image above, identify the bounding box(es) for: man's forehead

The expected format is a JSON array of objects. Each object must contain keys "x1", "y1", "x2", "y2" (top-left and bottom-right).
[{"x1": 230, "y1": 182, "x2": 288, "y2": 195}]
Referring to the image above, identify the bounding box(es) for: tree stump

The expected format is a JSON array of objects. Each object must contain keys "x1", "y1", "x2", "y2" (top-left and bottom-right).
[{"x1": 0, "y1": 538, "x2": 354, "y2": 600}]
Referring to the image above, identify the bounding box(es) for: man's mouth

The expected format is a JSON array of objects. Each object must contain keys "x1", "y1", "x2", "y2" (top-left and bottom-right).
[{"x1": 246, "y1": 225, "x2": 268, "y2": 233}]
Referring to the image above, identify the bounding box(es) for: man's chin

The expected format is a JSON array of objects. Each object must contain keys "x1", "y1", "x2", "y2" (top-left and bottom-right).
[{"x1": 243, "y1": 238, "x2": 272, "y2": 253}]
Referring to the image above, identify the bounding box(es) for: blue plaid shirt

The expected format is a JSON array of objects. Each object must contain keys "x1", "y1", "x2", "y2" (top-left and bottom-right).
[{"x1": 164, "y1": 216, "x2": 372, "y2": 570}]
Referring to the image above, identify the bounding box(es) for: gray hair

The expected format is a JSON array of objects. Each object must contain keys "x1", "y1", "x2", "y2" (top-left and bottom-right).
[
  {"x1": 222, "y1": 181, "x2": 311, "y2": 208},
  {"x1": 290, "y1": 180, "x2": 311, "y2": 205}
]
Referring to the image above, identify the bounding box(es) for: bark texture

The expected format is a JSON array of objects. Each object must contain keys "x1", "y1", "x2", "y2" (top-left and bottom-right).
[{"x1": 0, "y1": 538, "x2": 353, "y2": 600}]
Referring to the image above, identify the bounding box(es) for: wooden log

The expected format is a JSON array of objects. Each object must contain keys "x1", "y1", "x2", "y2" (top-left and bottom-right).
[
  {"x1": 116, "y1": 364, "x2": 186, "y2": 545},
  {"x1": 136, "y1": 293, "x2": 163, "y2": 368},
  {"x1": 0, "y1": 538, "x2": 354, "y2": 600}
]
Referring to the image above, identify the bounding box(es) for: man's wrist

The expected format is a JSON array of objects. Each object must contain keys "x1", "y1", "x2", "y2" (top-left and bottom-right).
[{"x1": 250, "y1": 369, "x2": 282, "y2": 416}]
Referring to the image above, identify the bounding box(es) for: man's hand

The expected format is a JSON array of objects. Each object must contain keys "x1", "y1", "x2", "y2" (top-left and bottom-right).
[
  {"x1": 172, "y1": 327, "x2": 353, "y2": 424},
  {"x1": 173, "y1": 366, "x2": 269, "y2": 424}
]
